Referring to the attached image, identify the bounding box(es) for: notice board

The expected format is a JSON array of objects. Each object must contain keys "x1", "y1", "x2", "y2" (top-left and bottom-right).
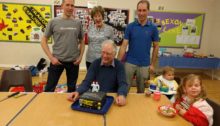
[
  {"x1": 148, "y1": 11, "x2": 205, "y2": 48},
  {"x1": 54, "y1": 5, "x2": 129, "y2": 45},
  {"x1": 0, "y1": 2, "x2": 52, "y2": 43}
]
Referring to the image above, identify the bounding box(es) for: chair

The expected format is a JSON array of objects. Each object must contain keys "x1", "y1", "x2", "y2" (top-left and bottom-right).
[
  {"x1": 206, "y1": 98, "x2": 220, "y2": 126},
  {"x1": 174, "y1": 77, "x2": 181, "y2": 84},
  {"x1": 0, "y1": 70, "x2": 33, "y2": 92}
]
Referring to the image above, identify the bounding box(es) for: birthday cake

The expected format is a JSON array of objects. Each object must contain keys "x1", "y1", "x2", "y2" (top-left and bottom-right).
[{"x1": 79, "y1": 91, "x2": 106, "y2": 110}]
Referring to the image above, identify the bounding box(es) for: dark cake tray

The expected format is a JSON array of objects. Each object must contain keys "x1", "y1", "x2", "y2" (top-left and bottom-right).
[{"x1": 71, "y1": 96, "x2": 114, "y2": 115}]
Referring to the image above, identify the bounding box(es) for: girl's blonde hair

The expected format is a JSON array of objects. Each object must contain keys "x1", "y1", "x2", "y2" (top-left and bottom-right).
[{"x1": 175, "y1": 74, "x2": 206, "y2": 101}]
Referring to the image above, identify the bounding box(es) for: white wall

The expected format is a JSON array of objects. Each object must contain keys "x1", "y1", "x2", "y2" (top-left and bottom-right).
[
  {"x1": 0, "y1": 0, "x2": 219, "y2": 71},
  {"x1": 210, "y1": 0, "x2": 220, "y2": 57},
  {"x1": 209, "y1": 0, "x2": 220, "y2": 79}
]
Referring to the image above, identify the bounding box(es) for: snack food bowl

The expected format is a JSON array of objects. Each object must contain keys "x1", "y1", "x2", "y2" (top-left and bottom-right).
[{"x1": 158, "y1": 105, "x2": 177, "y2": 117}]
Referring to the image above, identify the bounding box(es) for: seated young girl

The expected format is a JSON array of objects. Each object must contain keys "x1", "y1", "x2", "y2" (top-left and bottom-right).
[{"x1": 173, "y1": 74, "x2": 213, "y2": 126}]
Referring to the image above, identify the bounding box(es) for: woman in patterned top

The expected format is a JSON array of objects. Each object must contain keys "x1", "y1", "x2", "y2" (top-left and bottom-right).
[{"x1": 86, "y1": 6, "x2": 114, "y2": 70}]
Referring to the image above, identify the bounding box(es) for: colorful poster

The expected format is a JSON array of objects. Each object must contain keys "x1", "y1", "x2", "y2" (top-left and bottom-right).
[
  {"x1": 148, "y1": 11, "x2": 205, "y2": 48},
  {"x1": 54, "y1": 5, "x2": 129, "y2": 45},
  {"x1": 0, "y1": 2, "x2": 52, "y2": 43},
  {"x1": 54, "y1": 6, "x2": 92, "y2": 33}
]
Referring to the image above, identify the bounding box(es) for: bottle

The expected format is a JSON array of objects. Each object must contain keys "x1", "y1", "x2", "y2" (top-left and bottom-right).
[
  {"x1": 183, "y1": 45, "x2": 187, "y2": 54},
  {"x1": 157, "y1": 79, "x2": 162, "y2": 91},
  {"x1": 184, "y1": 45, "x2": 187, "y2": 51},
  {"x1": 38, "y1": 71, "x2": 46, "y2": 90},
  {"x1": 39, "y1": 72, "x2": 43, "y2": 84}
]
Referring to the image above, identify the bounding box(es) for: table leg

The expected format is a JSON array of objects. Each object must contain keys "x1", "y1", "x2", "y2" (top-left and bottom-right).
[{"x1": 212, "y1": 69, "x2": 214, "y2": 80}]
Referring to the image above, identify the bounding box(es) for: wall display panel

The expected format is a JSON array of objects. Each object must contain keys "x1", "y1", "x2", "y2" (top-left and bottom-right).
[
  {"x1": 54, "y1": 5, "x2": 129, "y2": 45},
  {"x1": 0, "y1": 2, "x2": 52, "y2": 43},
  {"x1": 54, "y1": 6, "x2": 92, "y2": 34},
  {"x1": 104, "y1": 8, "x2": 129, "y2": 45},
  {"x1": 135, "y1": 11, "x2": 205, "y2": 48},
  {"x1": 151, "y1": 11, "x2": 205, "y2": 48}
]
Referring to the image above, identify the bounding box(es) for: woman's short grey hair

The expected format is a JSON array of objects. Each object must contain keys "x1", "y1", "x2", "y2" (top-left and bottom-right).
[
  {"x1": 90, "y1": 6, "x2": 105, "y2": 19},
  {"x1": 101, "y1": 40, "x2": 117, "y2": 54}
]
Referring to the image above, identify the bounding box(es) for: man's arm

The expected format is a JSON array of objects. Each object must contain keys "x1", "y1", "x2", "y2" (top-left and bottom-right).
[
  {"x1": 117, "y1": 39, "x2": 128, "y2": 60},
  {"x1": 76, "y1": 60, "x2": 97, "y2": 94},
  {"x1": 116, "y1": 61, "x2": 128, "y2": 96},
  {"x1": 74, "y1": 39, "x2": 85, "y2": 65},
  {"x1": 41, "y1": 35, "x2": 61, "y2": 65},
  {"x1": 150, "y1": 42, "x2": 159, "y2": 72},
  {"x1": 115, "y1": 62, "x2": 128, "y2": 106}
]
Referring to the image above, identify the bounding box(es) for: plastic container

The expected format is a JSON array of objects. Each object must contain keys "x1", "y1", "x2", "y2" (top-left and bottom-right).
[
  {"x1": 149, "y1": 84, "x2": 157, "y2": 90},
  {"x1": 153, "y1": 91, "x2": 161, "y2": 101},
  {"x1": 160, "y1": 86, "x2": 169, "y2": 92}
]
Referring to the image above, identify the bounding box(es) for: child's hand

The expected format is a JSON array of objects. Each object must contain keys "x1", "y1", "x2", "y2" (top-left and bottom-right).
[
  {"x1": 178, "y1": 107, "x2": 187, "y2": 116},
  {"x1": 175, "y1": 104, "x2": 187, "y2": 116},
  {"x1": 175, "y1": 104, "x2": 182, "y2": 110},
  {"x1": 175, "y1": 104, "x2": 186, "y2": 116}
]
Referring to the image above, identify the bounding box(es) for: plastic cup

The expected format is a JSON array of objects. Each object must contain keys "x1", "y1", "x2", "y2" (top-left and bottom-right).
[{"x1": 153, "y1": 91, "x2": 161, "y2": 101}]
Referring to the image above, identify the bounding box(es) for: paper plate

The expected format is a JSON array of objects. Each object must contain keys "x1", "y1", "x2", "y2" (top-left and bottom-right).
[
  {"x1": 158, "y1": 105, "x2": 177, "y2": 117},
  {"x1": 71, "y1": 96, "x2": 114, "y2": 115}
]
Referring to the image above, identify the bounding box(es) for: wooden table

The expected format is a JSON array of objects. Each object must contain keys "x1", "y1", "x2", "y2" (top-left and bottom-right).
[
  {"x1": 0, "y1": 92, "x2": 37, "y2": 126},
  {"x1": 106, "y1": 93, "x2": 192, "y2": 126},
  {"x1": 9, "y1": 93, "x2": 104, "y2": 126}
]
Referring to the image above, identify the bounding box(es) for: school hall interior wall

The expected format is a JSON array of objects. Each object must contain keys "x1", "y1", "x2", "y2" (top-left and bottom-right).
[
  {"x1": 209, "y1": 0, "x2": 220, "y2": 78},
  {"x1": 0, "y1": 0, "x2": 219, "y2": 78}
]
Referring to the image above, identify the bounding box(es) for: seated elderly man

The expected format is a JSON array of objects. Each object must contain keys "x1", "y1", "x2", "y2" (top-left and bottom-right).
[{"x1": 68, "y1": 40, "x2": 128, "y2": 106}]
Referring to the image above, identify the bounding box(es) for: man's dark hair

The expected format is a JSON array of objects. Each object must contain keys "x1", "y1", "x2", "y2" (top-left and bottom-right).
[{"x1": 137, "y1": 0, "x2": 150, "y2": 10}]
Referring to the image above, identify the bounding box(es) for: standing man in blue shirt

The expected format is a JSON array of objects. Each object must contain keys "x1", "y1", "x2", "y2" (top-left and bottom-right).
[
  {"x1": 41, "y1": 0, "x2": 85, "y2": 92},
  {"x1": 68, "y1": 40, "x2": 128, "y2": 106},
  {"x1": 118, "y1": 0, "x2": 159, "y2": 93}
]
